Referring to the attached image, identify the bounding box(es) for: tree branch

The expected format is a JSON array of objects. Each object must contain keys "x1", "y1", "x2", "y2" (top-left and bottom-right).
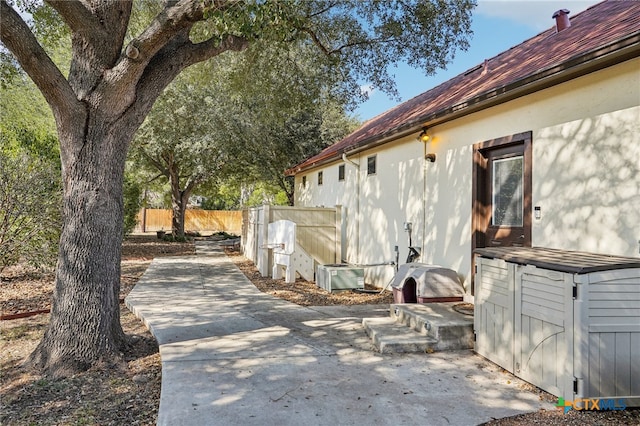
[
  {"x1": 0, "y1": 1, "x2": 84, "y2": 130},
  {"x1": 182, "y1": 34, "x2": 249, "y2": 65},
  {"x1": 122, "y1": 33, "x2": 249, "y2": 131},
  {"x1": 102, "y1": 0, "x2": 244, "y2": 121},
  {"x1": 45, "y1": 0, "x2": 108, "y2": 40},
  {"x1": 139, "y1": 148, "x2": 170, "y2": 178},
  {"x1": 299, "y1": 27, "x2": 330, "y2": 55},
  {"x1": 332, "y1": 37, "x2": 397, "y2": 55},
  {"x1": 184, "y1": 175, "x2": 203, "y2": 195},
  {"x1": 109, "y1": 0, "x2": 210, "y2": 86},
  {"x1": 146, "y1": 173, "x2": 166, "y2": 184},
  {"x1": 309, "y1": 1, "x2": 340, "y2": 18},
  {"x1": 298, "y1": 20, "x2": 396, "y2": 57}
]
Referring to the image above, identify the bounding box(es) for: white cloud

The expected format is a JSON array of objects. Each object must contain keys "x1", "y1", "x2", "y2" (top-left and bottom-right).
[
  {"x1": 360, "y1": 84, "x2": 376, "y2": 98},
  {"x1": 476, "y1": 0, "x2": 598, "y2": 31}
]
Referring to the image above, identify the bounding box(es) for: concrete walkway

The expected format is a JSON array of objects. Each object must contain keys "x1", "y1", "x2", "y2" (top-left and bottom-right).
[{"x1": 125, "y1": 241, "x2": 553, "y2": 426}]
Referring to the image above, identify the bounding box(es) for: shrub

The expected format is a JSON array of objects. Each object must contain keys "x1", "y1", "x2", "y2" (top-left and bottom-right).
[{"x1": 0, "y1": 151, "x2": 62, "y2": 272}]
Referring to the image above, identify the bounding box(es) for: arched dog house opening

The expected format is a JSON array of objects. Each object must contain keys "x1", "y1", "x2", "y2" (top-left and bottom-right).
[{"x1": 400, "y1": 277, "x2": 418, "y2": 303}]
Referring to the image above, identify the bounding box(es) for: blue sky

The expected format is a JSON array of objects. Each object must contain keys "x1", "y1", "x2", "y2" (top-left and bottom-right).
[{"x1": 354, "y1": 0, "x2": 601, "y2": 121}]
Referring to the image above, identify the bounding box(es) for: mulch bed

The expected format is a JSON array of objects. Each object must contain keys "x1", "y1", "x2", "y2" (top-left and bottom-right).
[{"x1": 224, "y1": 246, "x2": 395, "y2": 306}]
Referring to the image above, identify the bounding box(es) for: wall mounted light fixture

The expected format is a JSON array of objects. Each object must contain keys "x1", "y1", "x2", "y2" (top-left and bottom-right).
[{"x1": 418, "y1": 127, "x2": 430, "y2": 143}]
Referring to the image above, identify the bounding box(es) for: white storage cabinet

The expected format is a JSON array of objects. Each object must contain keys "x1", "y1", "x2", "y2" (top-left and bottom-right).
[{"x1": 474, "y1": 247, "x2": 640, "y2": 406}]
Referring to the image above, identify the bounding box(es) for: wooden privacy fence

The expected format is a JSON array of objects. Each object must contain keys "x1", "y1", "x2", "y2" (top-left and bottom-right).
[
  {"x1": 135, "y1": 209, "x2": 242, "y2": 235},
  {"x1": 242, "y1": 205, "x2": 342, "y2": 279}
]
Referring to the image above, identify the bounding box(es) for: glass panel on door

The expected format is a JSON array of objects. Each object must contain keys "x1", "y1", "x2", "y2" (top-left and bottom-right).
[{"x1": 492, "y1": 156, "x2": 523, "y2": 227}]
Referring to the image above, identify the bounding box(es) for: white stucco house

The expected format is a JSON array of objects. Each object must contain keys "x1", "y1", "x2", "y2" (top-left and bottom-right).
[{"x1": 286, "y1": 1, "x2": 640, "y2": 299}]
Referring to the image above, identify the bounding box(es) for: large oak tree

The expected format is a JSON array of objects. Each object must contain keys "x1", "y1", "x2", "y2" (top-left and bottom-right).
[{"x1": 0, "y1": 0, "x2": 474, "y2": 376}]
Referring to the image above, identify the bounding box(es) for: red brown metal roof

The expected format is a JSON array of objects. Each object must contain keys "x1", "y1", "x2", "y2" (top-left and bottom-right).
[{"x1": 288, "y1": 0, "x2": 640, "y2": 175}]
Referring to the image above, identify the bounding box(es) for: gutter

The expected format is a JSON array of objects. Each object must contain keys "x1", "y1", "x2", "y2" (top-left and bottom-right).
[{"x1": 290, "y1": 32, "x2": 640, "y2": 175}]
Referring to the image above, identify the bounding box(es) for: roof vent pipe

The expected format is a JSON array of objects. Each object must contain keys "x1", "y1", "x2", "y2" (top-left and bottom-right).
[{"x1": 553, "y1": 9, "x2": 571, "y2": 32}]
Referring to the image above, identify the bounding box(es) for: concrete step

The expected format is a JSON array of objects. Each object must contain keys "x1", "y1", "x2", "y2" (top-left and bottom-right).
[
  {"x1": 362, "y1": 302, "x2": 474, "y2": 354},
  {"x1": 362, "y1": 317, "x2": 439, "y2": 354}
]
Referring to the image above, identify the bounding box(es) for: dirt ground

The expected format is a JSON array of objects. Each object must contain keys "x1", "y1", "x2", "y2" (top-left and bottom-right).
[
  {"x1": 1, "y1": 235, "x2": 638, "y2": 425},
  {"x1": 0, "y1": 235, "x2": 194, "y2": 426}
]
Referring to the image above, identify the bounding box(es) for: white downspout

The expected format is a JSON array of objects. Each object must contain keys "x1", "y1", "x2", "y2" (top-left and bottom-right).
[
  {"x1": 422, "y1": 140, "x2": 428, "y2": 261},
  {"x1": 420, "y1": 130, "x2": 434, "y2": 262},
  {"x1": 342, "y1": 153, "x2": 360, "y2": 264}
]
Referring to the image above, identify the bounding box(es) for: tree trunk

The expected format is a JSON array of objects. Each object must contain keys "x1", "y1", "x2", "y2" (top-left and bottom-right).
[
  {"x1": 240, "y1": 183, "x2": 254, "y2": 207},
  {"x1": 168, "y1": 163, "x2": 190, "y2": 240},
  {"x1": 171, "y1": 194, "x2": 187, "y2": 239},
  {"x1": 286, "y1": 189, "x2": 295, "y2": 206},
  {"x1": 283, "y1": 177, "x2": 295, "y2": 206},
  {"x1": 1, "y1": 0, "x2": 250, "y2": 378},
  {"x1": 28, "y1": 126, "x2": 129, "y2": 377}
]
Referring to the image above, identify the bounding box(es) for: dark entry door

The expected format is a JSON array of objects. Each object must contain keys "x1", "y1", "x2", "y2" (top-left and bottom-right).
[{"x1": 473, "y1": 132, "x2": 532, "y2": 250}]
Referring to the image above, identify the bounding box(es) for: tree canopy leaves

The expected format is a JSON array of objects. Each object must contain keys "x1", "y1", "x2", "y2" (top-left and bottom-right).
[
  {"x1": 131, "y1": 38, "x2": 359, "y2": 215},
  {"x1": 0, "y1": 0, "x2": 476, "y2": 376}
]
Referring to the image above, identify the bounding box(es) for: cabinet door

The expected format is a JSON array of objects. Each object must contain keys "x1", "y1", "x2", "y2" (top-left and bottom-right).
[
  {"x1": 475, "y1": 257, "x2": 515, "y2": 371},
  {"x1": 515, "y1": 265, "x2": 574, "y2": 398}
]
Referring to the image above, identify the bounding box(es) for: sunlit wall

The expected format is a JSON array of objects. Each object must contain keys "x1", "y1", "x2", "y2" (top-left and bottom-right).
[{"x1": 294, "y1": 57, "x2": 640, "y2": 293}]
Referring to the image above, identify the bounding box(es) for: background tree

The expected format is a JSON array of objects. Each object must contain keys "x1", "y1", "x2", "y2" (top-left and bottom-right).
[
  {"x1": 0, "y1": 55, "x2": 61, "y2": 273},
  {"x1": 130, "y1": 63, "x2": 235, "y2": 239},
  {"x1": 222, "y1": 41, "x2": 360, "y2": 205},
  {"x1": 132, "y1": 39, "x2": 358, "y2": 232},
  {"x1": 199, "y1": 178, "x2": 290, "y2": 210},
  {"x1": 0, "y1": 0, "x2": 474, "y2": 376},
  {"x1": 232, "y1": 104, "x2": 359, "y2": 206},
  {"x1": 0, "y1": 55, "x2": 58, "y2": 162},
  {"x1": 122, "y1": 173, "x2": 142, "y2": 235}
]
